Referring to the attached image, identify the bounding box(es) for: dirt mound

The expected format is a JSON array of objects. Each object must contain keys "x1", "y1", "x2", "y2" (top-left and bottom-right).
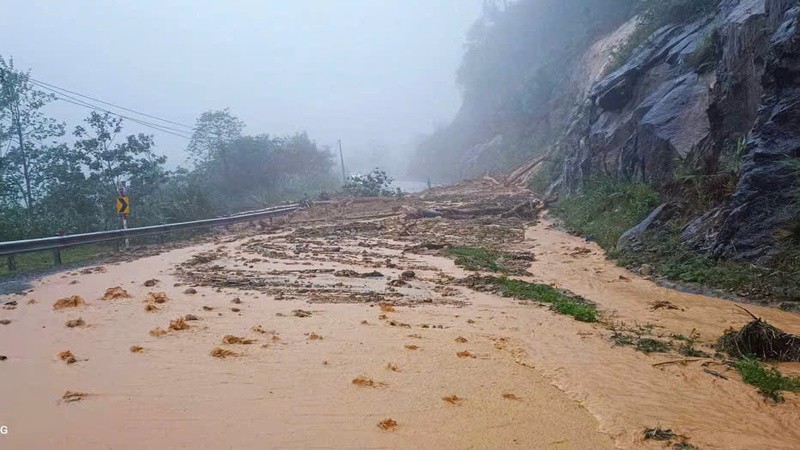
[
  {"x1": 222, "y1": 335, "x2": 255, "y2": 345},
  {"x1": 130, "y1": 345, "x2": 144, "y2": 353},
  {"x1": 377, "y1": 418, "x2": 398, "y2": 431},
  {"x1": 147, "y1": 292, "x2": 169, "y2": 304},
  {"x1": 168, "y1": 317, "x2": 190, "y2": 331},
  {"x1": 101, "y1": 287, "x2": 131, "y2": 300},
  {"x1": 149, "y1": 327, "x2": 167, "y2": 337},
  {"x1": 718, "y1": 317, "x2": 800, "y2": 362},
  {"x1": 53, "y1": 296, "x2": 86, "y2": 310},
  {"x1": 58, "y1": 351, "x2": 77, "y2": 364},
  {"x1": 442, "y1": 395, "x2": 464, "y2": 405},
  {"x1": 144, "y1": 303, "x2": 160, "y2": 312},
  {"x1": 65, "y1": 318, "x2": 85, "y2": 328}
]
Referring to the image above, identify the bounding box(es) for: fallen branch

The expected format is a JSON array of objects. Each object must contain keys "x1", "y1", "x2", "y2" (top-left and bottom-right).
[{"x1": 652, "y1": 359, "x2": 702, "y2": 367}]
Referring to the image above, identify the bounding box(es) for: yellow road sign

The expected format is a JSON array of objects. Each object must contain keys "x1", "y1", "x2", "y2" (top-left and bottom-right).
[{"x1": 116, "y1": 196, "x2": 130, "y2": 215}]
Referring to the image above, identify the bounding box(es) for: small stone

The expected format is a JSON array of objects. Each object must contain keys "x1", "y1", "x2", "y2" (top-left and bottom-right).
[
  {"x1": 183, "y1": 288, "x2": 198, "y2": 294},
  {"x1": 639, "y1": 264, "x2": 654, "y2": 276}
]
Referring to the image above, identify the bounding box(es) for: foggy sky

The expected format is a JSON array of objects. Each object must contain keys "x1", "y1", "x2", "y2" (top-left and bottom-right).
[{"x1": 0, "y1": 0, "x2": 482, "y2": 173}]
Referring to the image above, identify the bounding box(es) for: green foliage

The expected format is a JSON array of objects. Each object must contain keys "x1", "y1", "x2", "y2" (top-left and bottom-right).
[
  {"x1": 551, "y1": 177, "x2": 660, "y2": 250},
  {"x1": 0, "y1": 244, "x2": 112, "y2": 278},
  {"x1": 341, "y1": 168, "x2": 397, "y2": 197},
  {"x1": 610, "y1": 0, "x2": 720, "y2": 71},
  {"x1": 686, "y1": 30, "x2": 721, "y2": 73},
  {"x1": 736, "y1": 357, "x2": 800, "y2": 401},
  {"x1": 448, "y1": 247, "x2": 506, "y2": 273},
  {"x1": 485, "y1": 277, "x2": 598, "y2": 322}
]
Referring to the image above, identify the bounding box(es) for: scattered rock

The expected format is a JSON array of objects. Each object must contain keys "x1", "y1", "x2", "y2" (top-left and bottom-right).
[
  {"x1": 502, "y1": 393, "x2": 521, "y2": 400},
  {"x1": 404, "y1": 344, "x2": 419, "y2": 350},
  {"x1": 639, "y1": 264, "x2": 654, "y2": 277},
  {"x1": 143, "y1": 279, "x2": 160, "y2": 287},
  {"x1": 352, "y1": 376, "x2": 385, "y2": 387},
  {"x1": 0, "y1": 355, "x2": 7, "y2": 361},
  {"x1": 231, "y1": 307, "x2": 241, "y2": 312},
  {"x1": 456, "y1": 350, "x2": 475, "y2": 358},
  {"x1": 130, "y1": 345, "x2": 144, "y2": 353},
  {"x1": 455, "y1": 337, "x2": 468, "y2": 343},
  {"x1": 184, "y1": 314, "x2": 199, "y2": 321},
  {"x1": 0, "y1": 319, "x2": 10, "y2": 325},
  {"x1": 231, "y1": 297, "x2": 242, "y2": 304},
  {"x1": 183, "y1": 288, "x2": 198, "y2": 294},
  {"x1": 307, "y1": 332, "x2": 323, "y2": 340},
  {"x1": 144, "y1": 303, "x2": 160, "y2": 312},
  {"x1": 202, "y1": 306, "x2": 213, "y2": 311},
  {"x1": 400, "y1": 270, "x2": 416, "y2": 280},
  {"x1": 386, "y1": 363, "x2": 400, "y2": 372}
]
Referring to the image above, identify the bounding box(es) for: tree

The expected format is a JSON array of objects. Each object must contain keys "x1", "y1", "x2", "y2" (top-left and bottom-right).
[
  {"x1": 187, "y1": 109, "x2": 244, "y2": 164},
  {"x1": 73, "y1": 112, "x2": 166, "y2": 229},
  {"x1": 0, "y1": 56, "x2": 65, "y2": 216}
]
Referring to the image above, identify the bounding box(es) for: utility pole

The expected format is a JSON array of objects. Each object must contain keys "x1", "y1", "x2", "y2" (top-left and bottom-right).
[{"x1": 338, "y1": 139, "x2": 346, "y2": 183}]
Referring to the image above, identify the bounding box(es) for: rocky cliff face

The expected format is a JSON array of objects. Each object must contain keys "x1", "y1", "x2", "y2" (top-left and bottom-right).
[{"x1": 557, "y1": 0, "x2": 800, "y2": 262}]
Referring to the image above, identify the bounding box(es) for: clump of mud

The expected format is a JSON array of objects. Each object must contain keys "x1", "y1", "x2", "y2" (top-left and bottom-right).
[
  {"x1": 65, "y1": 318, "x2": 86, "y2": 328},
  {"x1": 718, "y1": 316, "x2": 800, "y2": 362},
  {"x1": 379, "y1": 303, "x2": 396, "y2": 312},
  {"x1": 149, "y1": 327, "x2": 168, "y2": 337},
  {"x1": 502, "y1": 393, "x2": 521, "y2": 400},
  {"x1": 404, "y1": 344, "x2": 419, "y2": 351},
  {"x1": 378, "y1": 418, "x2": 398, "y2": 431},
  {"x1": 130, "y1": 345, "x2": 144, "y2": 353},
  {"x1": 144, "y1": 303, "x2": 160, "y2": 312},
  {"x1": 307, "y1": 332, "x2": 323, "y2": 340},
  {"x1": 58, "y1": 350, "x2": 77, "y2": 364},
  {"x1": 53, "y1": 295, "x2": 86, "y2": 310},
  {"x1": 442, "y1": 395, "x2": 463, "y2": 405},
  {"x1": 386, "y1": 363, "x2": 400, "y2": 372},
  {"x1": 456, "y1": 350, "x2": 475, "y2": 358},
  {"x1": 101, "y1": 287, "x2": 131, "y2": 301},
  {"x1": 455, "y1": 337, "x2": 468, "y2": 343},
  {"x1": 210, "y1": 347, "x2": 239, "y2": 358},
  {"x1": 62, "y1": 391, "x2": 88, "y2": 403},
  {"x1": 293, "y1": 309, "x2": 312, "y2": 318},
  {"x1": 352, "y1": 376, "x2": 385, "y2": 388},
  {"x1": 222, "y1": 335, "x2": 255, "y2": 345},
  {"x1": 143, "y1": 279, "x2": 159, "y2": 287},
  {"x1": 147, "y1": 292, "x2": 169, "y2": 304},
  {"x1": 168, "y1": 317, "x2": 190, "y2": 331}
]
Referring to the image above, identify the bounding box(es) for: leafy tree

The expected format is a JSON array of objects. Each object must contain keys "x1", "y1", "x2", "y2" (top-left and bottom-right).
[
  {"x1": 0, "y1": 56, "x2": 65, "y2": 215},
  {"x1": 342, "y1": 168, "x2": 397, "y2": 197},
  {"x1": 187, "y1": 109, "x2": 244, "y2": 164}
]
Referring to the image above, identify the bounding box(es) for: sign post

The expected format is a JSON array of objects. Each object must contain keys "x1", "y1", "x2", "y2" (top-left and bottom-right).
[{"x1": 116, "y1": 188, "x2": 131, "y2": 250}]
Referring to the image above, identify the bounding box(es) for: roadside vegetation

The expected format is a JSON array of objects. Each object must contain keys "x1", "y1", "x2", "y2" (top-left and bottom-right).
[
  {"x1": 550, "y1": 177, "x2": 659, "y2": 250},
  {"x1": 463, "y1": 275, "x2": 598, "y2": 322},
  {"x1": 0, "y1": 244, "x2": 112, "y2": 277},
  {"x1": 735, "y1": 357, "x2": 800, "y2": 402}
]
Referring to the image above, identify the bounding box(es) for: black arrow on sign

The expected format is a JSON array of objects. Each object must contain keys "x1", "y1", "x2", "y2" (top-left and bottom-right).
[{"x1": 118, "y1": 197, "x2": 128, "y2": 213}]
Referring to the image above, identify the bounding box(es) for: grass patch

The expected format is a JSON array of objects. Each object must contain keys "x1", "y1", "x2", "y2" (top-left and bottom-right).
[
  {"x1": 735, "y1": 357, "x2": 800, "y2": 402},
  {"x1": 614, "y1": 227, "x2": 800, "y2": 300},
  {"x1": 0, "y1": 244, "x2": 113, "y2": 278},
  {"x1": 448, "y1": 247, "x2": 507, "y2": 273},
  {"x1": 465, "y1": 275, "x2": 598, "y2": 322},
  {"x1": 551, "y1": 177, "x2": 659, "y2": 250}
]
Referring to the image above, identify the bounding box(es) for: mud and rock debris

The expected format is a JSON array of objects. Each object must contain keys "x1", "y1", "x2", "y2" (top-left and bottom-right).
[
  {"x1": 130, "y1": 345, "x2": 144, "y2": 353},
  {"x1": 149, "y1": 327, "x2": 168, "y2": 337},
  {"x1": 147, "y1": 292, "x2": 169, "y2": 304},
  {"x1": 442, "y1": 395, "x2": 464, "y2": 405},
  {"x1": 143, "y1": 279, "x2": 159, "y2": 287},
  {"x1": 307, "y1": 332, "x2": 323, "y2": 340},
  {"x1": 144, "y1": 303, "x2": 160, "y2": 312},
  {"x1": 0, "y1": 319, "x2": 10, "y2": 325},
  {"x1": 456, "y1": 351, "x2": 475, "y2": 358},
  {"x1": 404, "y1": 345, "x2": 419, "y2": 351},
  {"x1": 455, "y1": 337, "x2": 468, "y2": 343},
  {"x1": 293, "y1": 309, "x2": 312, "y2": 318},
  {"x1": 377, "y1": 418, "x2": 398, "y2": 431},
  {"x1": 351, "y1": 376, "x2": 385, "y2": 388},
  {"x1": 222, "y1": 335, "x2": 255, "y2": 345},
  {"x1": 502, "y1": 393, "x2": 521, "y2": 400},
  {"x1": 718, "y1": 316, "x2": 800, "y2": 362},
  {"x1": 65, "y1": 318, "x2": 86, "y2": 328},
  {"x1": 61, "y1": 391, "x2": 89, "y2": 403},
  {"x1": 101, "y1": 287, "x2": 131, "y2": 300},
  {"x1": 210, "y1": 347, "x2": 239, "y2": 358},
  {"x1": 183, "y1": 288, "x2": 198, "y2": 294},
  {"x1": 53, "y1": 295, "x2": 86, "y2": 310},
  {"x1": 168, "y1": 317, "x2": 190, "y2": 331},
  {"x1": 386, "y1": 363, "x2": 400, "y2": 372},
  {"x1": 58, "y1": 351, "x2": 77, "y2": 364}
]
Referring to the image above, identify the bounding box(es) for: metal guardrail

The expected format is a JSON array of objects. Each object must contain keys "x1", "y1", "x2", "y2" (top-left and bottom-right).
[{"x1": 0, "y1": 203, "x2": 303, "y2": 258}]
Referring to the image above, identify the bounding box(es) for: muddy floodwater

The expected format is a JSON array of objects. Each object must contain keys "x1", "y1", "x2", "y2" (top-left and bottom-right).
[{"x1": 0, "y1": 180, "x2": 798, "y2": 449}]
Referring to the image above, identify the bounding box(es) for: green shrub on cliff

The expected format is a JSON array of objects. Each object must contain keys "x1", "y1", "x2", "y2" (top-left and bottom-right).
[{"x1": 551, "y1": 177, "x2": 659, "y2": 250}]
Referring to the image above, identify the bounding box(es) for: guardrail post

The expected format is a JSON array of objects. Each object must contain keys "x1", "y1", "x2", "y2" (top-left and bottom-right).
[
  {"x1": 7, "y1": 255, "x2": 16, "y2": 272},
  {"x1": 53, "y1": 248, "x2": 62, "y2": 265}
]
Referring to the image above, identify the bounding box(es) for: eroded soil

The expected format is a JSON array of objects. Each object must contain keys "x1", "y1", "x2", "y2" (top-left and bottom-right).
[{"x1": 1, "y1": 178, "x2": 798, "y2": 449}]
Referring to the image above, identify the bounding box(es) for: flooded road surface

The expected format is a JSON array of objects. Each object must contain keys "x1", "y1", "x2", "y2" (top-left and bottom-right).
[{"x1": 1, "y1": 180, "x2": 798, "y2": 449}]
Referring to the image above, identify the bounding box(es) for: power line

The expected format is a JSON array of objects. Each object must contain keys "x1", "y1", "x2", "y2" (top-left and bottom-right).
[
  {"x1": 28, "y1": 77, "x2": 193, "y2": 130},
  {"x1": 26, "y1": 80, "x2": 193, "y2": 139},
  {"x1": 0, "y1": 67, "x2": 195, "y2": 139}
]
